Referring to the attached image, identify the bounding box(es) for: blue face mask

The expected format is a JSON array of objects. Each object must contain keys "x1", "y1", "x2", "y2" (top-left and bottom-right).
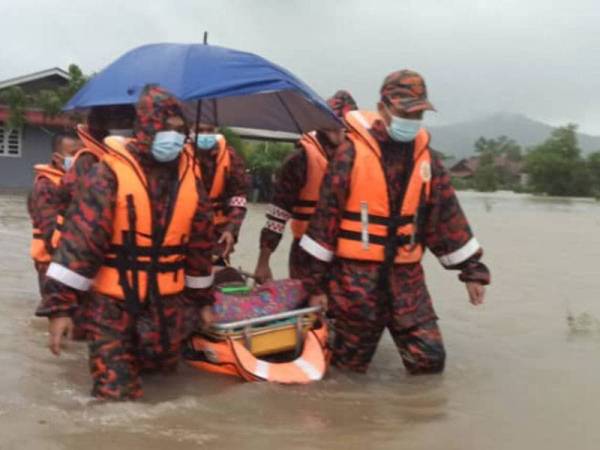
[
  {"x1": 385, "y1": 106, "x2": 422, "y2": 142},
  {"x1": 196, "y1": 134, "x2": 218, "y2": 150},
  {"x1": 151, "y1": 131, "x2": 186, "y2": 162},
  {"x1": 63, "y1": 156, "x2": 74, "y2": 171}
]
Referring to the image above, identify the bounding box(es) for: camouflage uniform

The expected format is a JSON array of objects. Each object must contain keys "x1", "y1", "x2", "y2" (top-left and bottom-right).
[
  {"x1": 37, "y1": 86, "x2": 215, "y2": 400},
  {"x1": 301, "y1": 72, "x2": 490, "y2": 374},
  {"x1": 259, "y1": 91, "x2": 357, "y2": 278},
  {"x1": 196, "y1": 144, "x2": 248, "y2": 247},
  {"x1": 28, "y1": 165, "x2": 66, "y2": 292}
]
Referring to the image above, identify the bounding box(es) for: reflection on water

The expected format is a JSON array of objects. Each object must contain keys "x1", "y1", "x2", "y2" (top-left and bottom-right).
[{"x1": 2, "y1": 191, "x2": 600, "y2": 450}]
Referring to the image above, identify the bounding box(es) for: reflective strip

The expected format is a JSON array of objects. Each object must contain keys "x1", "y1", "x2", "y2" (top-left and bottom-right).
[
  {"x1": 294, "y1": 357, "x2": 322, "y2": 381},
  {"x1": 266, "y1": 204, "x2": 292, "y2": 221},
  {"x1": 360, "y1": 201, "x2": 369, "y2": 250},
  {"x1": 349, "y1": 110, "x2": 371, "y2": 130},
  {"x1": 255, "y1": 360, "x2": 270, "y2": 379},
  {"x1": 185, "y1": 273, "x2": 214, "y2": 289},
  {"x1": 438, "y1": 237, "x2": 481, "y2": 267},
  {"x1": 46, "y1": 263, "x2": 92, "y2": 291},
  {"x1": 229, "y1": 196, "x2": 247, "y2": 208},
  {"x1": 266, "y1": 219, "x2": 285, "y2": 234},
  {"x1": 299, "y1": 235, "x2": 334, "y2": 262}
]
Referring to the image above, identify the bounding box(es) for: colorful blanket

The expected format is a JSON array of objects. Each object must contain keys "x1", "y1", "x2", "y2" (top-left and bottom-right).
[{"x1": 212, "y1": 279, "x2": 307, "y2": 323}]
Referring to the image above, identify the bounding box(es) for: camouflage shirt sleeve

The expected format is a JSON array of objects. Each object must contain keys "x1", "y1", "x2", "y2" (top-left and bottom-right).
[
  {"x1": 259, "y1": 148, "x2": 308, "y2": 251},
  {"x1": 424, "y1": 154, "x2": 491, "y2": 285},
  {"x1": 222, "y1": 146, "x2": 248, "y2": 239},
  {"x1": 37, "y1": 162, "x2": 117, "y2": 317},
  {"x1": 184, "y1": 176, "x2": 216, "y2": 306},
  {"x1": 61, "y1": 153, "x2": 98, "y2": 207},
  {"x1": 29, "y1": 176, "x2": 64, "y2": 255}
]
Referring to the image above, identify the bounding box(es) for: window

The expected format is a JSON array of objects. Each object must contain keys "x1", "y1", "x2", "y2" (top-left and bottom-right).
[{"x1": 0, "y1": 124, "x2": 22, "y2": 157}]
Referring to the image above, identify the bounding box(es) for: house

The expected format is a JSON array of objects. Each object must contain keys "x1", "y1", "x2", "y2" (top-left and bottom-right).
[
  {"x1": 449, "y1": 156, "x2": 480, "y2": 178},
  {"x1": 450, "y1": 154, "x2": 523, "y2": 180},
  {"x1": 0, "y1": 68, "x2": 72, "y2": 189}
]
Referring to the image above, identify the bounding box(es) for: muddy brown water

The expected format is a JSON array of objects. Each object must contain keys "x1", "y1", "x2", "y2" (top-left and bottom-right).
[{"x1": 1, "y1": 192, "x2": 600, "y2": 450}]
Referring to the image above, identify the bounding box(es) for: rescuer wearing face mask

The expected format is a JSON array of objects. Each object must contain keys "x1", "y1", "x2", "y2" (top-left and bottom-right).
[
  {"x1": 299, "y1": 70, "x2": 491, "y2": 376},
  {"x1": 36, "y1": 86, "x2": 215, "y2": 400},
  {"x1": 253, "y1": 90, "x2": 358, "y2": 283},
  {"x1": 28, "y1": 133, "x2": 81, "y2": 296},
  {"x1": 192, "y1": 123, "x2": 249, "y2": 264}
]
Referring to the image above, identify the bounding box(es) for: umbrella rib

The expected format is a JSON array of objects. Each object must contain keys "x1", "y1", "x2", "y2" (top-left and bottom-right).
[{"x1": 275, "y1": 92, "x2": 303, "y2": 134}]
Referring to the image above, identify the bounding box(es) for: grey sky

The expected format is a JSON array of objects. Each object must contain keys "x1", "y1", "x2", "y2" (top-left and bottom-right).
[{"x1": 1, "y1": 0, "x2": 599, "y2": 133}]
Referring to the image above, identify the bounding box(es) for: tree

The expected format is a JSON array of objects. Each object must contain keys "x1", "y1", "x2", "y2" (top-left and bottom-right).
[
  {"x1": 525, "y1": 124, "x2": 591, "y2": 197},
  {"x1": 0, "y1": 64, "x2": 89, "y2": 126},
  {"x1": 471, "y1": 135, "x2": 523, "y2": 191},
  {"x1": 475, "y1": 135, "x2": 522, "y2": 161},
  {"x1": 587, "y1": 151, "x2": 600, "y2": 196}
]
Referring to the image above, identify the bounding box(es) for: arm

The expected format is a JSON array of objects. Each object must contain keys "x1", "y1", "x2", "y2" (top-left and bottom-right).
[
  {"x1": 255, "y1": 149, "x2": 308, "y2": 281},
  {"x1": 300, "y1": 141, "x2": 355, "y2": 295},
  {"x1": 423, "y1": 155, "x2": 491, "y2": 301},
  {"x1": 36, "y1": 163, "x2": 117, "y2": 317},
  {"x1": 183, "y1": 177, "x2": 216, "y2": 307},
  {"x1": 30, "y1": 177, "x2": 63, "y2": 254},
  {"x1": 222, "y1": 146, "x2": 249, "y2": 240},
  {"x1": 61, "y1": 153, "x2": 97, "y2": 206}
]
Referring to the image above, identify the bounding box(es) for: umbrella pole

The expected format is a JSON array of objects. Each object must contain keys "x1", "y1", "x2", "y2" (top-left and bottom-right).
[{"x1": 194, "y1": 99, "x2": 202, "y2": 153}]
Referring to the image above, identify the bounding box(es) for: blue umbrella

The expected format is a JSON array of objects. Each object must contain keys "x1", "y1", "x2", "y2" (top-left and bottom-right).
[{"x1": 64, "y1": 43, "x2": 341, "y2": 133}]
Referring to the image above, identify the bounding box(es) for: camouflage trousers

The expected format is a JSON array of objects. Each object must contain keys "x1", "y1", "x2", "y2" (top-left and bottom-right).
[
  {"x1": 86, "y1": 293, "x2": 201, "y2": 400},
  {"x1": 288, "y1": 238, "x2": 313, "y2": 280},
  {"x1": 327, "y1": 260, "x2": 445, "y2": 374}
]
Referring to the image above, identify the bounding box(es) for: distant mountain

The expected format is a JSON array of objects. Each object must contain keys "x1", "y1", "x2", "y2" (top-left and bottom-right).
[{"x1": 428, "y1": 112, "x2": 600, "y2": 160}]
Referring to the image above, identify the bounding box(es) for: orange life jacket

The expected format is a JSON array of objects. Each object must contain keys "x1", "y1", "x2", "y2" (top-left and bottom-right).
[
  {"x1": 50, "y1": 125, "x2": 109, "y2": 249},
  {"x1": 30, "y1": 165, "x2": 64, "y2": 263},
  {"x1": 92, "y1": 137, "x2": 198, "y2": 305},
  {"x1": 290, "y1": 133, "x2": 328, "y2": 239},
  {"x1": 207, "y1": 136, "x2": 231, "y2": 226},
  {"x1": 191, "y1": 136, "x2": 231, "y2": 226},
  {"x1": 185, "y1": 323, "x2": 330, "y2": 384},
  {"x1": 336, "y1": 110, "x2": 432, "y2": 264},
  {"x1": 76, "y1": 124, "x2": 109, "y2": 162}
]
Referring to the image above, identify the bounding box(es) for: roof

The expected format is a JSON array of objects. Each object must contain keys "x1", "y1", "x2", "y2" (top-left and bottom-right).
[
  {"x1": 230, "y1": 127, "x2": 300, "y2": 143},
  {"x1": 0, "y1": 67, "x2": 70, "y2": 91},
  {"x1": 450, "y1": 155, "x2": 523, "y2": 178}
]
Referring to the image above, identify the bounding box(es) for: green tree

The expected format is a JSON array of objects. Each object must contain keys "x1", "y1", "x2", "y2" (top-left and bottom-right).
[
  {"x1": 471, "y1": 135, "x2": 523, "y2": 191},
  {"x1": 0, "y1": 86, "x2": 27, "y2": 129},
  {"x1": 587, "y1": 151, "x2": 600, "y2": 197},
  {"x1": 0, "y1": 64, "x2": 89, "y2": 126},
  {"x1": 525, "y1": 124, "x2": 591, "y2": 197}
]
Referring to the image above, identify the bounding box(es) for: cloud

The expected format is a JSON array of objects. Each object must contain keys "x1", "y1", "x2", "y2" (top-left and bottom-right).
[{"x1": 1, "y1": 0, "x2": 598, "y2": 133}]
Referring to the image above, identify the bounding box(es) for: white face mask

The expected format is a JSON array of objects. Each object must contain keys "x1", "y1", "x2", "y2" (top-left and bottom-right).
[
  {"x1": 384, "y1": 105, "x2": 422, "y2": 142},
  {"x1": 108, "y1": 129, "x2": 134, "y2": 138},
  {"x1": 63, "y1": 156, "x2": 74, "y2": 171}
]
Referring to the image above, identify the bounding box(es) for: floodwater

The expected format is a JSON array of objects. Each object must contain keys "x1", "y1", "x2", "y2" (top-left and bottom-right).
[{"x1": 1, "y1": 191, "x2": 600, "y2": 450}]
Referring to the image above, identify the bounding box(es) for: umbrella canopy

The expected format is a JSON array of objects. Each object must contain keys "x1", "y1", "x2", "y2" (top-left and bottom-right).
[{"x1": 65, "y1": 43, "x2": 341, "y2": 133}]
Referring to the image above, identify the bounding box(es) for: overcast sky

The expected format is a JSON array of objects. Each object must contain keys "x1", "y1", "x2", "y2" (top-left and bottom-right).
[{"x1": 1, "y1": 0, "x2": 599, "y2": 133}]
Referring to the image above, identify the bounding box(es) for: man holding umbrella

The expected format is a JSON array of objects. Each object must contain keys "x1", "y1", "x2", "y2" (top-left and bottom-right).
[
  {"x1": 37, "y1": 86, "x2": 215, "y2": 400},
  {"x1": 253, "y1": 91, "x2": 358, "y2": 282},
  {"x1": 300, "y1": 70, "x2": 491, "y2": 375}
]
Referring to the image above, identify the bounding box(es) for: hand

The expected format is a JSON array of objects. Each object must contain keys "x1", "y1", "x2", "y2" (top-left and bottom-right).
[
  {"x1": 200, "y1": 305, "x2": 214, "y2": 329},
  {"x1": 309, "y1": 294, "x2": 328, "y2": 311},
  {"x1": 253, "y1": 261, "x2": 273, "y2": 284},
  {"x1": 218, "y1": 231, "x2": 235, "y2": 258},
  {"x1": 466, "y1": 282, "x2": 486, "y2": 306},
  {"x1": 48, "y1": 316, "x2": 74, "y2": 356}
]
